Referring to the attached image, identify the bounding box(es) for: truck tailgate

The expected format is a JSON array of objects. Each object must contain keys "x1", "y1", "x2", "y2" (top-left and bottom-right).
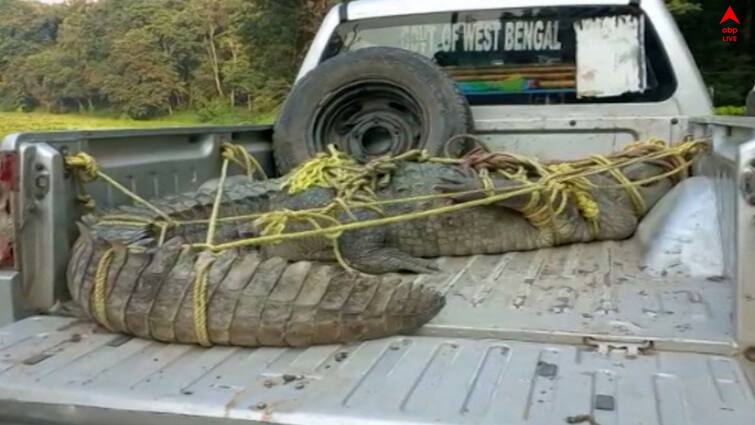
[{"x1": 1, "y1": 316, "x2": 754, "y2": 425}]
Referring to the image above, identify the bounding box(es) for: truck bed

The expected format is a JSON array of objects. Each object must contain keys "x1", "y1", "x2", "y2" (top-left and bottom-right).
[
  {"x1": 0, "y1": 176, "x2": 745, "y2": 425},
  {"x1": 1, "y1": 316, "x2": 753, "y2": 425}
]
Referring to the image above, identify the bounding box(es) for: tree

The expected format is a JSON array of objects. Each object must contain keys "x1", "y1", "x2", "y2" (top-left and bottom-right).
[
  {"x1": 222, "y1": 36, "x2": 260, "y2": 109},
  {"x1": 48, "y1": 0, "x2": 108, "y2": 111},
  {"x1": 103, "y1": 29, "x2": 184, "y2": 119},
  {"x1": 0, "y1": 0, "x2": 61, "y2": 110}
]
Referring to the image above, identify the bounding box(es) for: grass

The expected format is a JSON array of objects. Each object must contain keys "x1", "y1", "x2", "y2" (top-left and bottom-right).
[
  {"x1": 7, "y1": 104, "x2": 741, "y2": 141},
  {"x1": 0, "y1": 110, "x2": 276, "y2": 140}
]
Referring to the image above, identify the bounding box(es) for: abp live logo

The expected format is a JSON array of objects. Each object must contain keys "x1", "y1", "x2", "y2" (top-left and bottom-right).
[{"x1": 720, "y1": 6, "x2": 740, "y2": 43}]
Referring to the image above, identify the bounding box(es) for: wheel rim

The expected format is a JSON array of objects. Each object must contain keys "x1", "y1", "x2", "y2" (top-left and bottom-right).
[{"x1": 311, "y1": 80, "x2": 427, "y2": 161}]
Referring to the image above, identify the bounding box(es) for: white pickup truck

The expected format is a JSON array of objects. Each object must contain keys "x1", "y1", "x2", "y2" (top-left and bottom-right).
[{"x1": 2, "y1": 0, "x2": 755, "y2": 424}]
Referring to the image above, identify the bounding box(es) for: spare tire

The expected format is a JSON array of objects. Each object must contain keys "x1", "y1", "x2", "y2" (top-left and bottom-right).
[{"x1": 273, "y1": 47, "x2": 473, "y2": 173}]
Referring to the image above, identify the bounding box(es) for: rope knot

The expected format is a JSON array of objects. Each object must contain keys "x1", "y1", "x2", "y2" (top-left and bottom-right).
[
  {"x1": 65, "y1": 152, "x2": 100, "y2": 182},
  {"x1": 477, "y1": 168, "x2": 497, "y2": 197},
  {"x1": 221, "y1": 143, "x2": 268, "y2": 180}
]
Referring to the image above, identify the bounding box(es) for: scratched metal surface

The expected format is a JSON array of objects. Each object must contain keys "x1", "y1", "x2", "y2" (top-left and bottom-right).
[
  {"x1": 413, "y1": 177, "x2": 734, "y2": 354},
  {"x1": 1, "y1": 316, "x2": 754, "y2": 425}
]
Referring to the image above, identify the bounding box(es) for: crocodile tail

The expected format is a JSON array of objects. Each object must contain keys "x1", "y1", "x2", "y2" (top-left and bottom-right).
[{"x1": 68, "y1": 224, "x2": 445, "y2": 347}]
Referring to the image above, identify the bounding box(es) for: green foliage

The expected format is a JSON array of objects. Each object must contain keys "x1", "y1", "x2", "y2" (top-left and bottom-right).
[
  {"x1": 0, "y1": 0, "x2": 60, "y2": 69},
  {"x1": 714, "y1": 105, "x2": 746, "y2": 116},
  {"x1": 665, "y1": 0, "x2": 703, "y2": 16},
  {"x1": 195, "y1": 98, "x2": 235, "y2": 123}
]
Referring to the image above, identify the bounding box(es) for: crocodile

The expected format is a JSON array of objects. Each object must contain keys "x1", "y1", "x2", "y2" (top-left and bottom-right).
[{"x1": 67, "y1": 146, "x2": 697, "y2": 347}]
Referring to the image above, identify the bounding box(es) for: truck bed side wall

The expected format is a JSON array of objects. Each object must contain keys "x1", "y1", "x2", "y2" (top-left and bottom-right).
[{"x1": 691, "y1": 117, "x2": 755, "y2": 352}]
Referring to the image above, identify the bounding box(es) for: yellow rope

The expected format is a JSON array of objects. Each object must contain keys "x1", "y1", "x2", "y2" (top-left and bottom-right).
[
  {"x1": 75, "y1": 139, "x2": 703, "y2": 234},
  {"x1": 283, "y1": 145, "x2": 359, "y2": 195},
  {"x1": 253, "y1": 209, "x2": 356, "y2": 272},
  {"x1": 553, "y1": 139, "x2": 704, "y2": 185},
  {"x1": 221, "y1": 143, "x2": 267, "y2": 180},
  {"x1": 591, "y1": 155, "x2": 647, "y2": 215},
  {"x1": 206, "y1": 159, "x2": 230, "y2": 246},
  {"x1": 282, "y1": 146, "x2": 445, "y2": 201},
  {"x1": 478, "y1": 169, "x2": 497, "y2": 197},
  {"x1": 65, "y1": 153, "x2": 175, "y2": 225},
  {"x1": 192, "y1": 155, "x2": 231, "y2": 347},
  {"x1": 92, "y1": 247, "x2": 115, "y2": 330},
  {"x1": 547, "y1": 163, "x2": 600, "y2": 235},
  {"x1": 192, "y1": 145, "x2": 268, "y2": 348},
  {"x1": 574, "y1": 190, "x2": 600, "y2": 236},
  {"x1": 491, "y1": 161, "x2": 595, "y2": 233},
  {"x1": 192, "y1": 260, "x2": 213, "y2": 347}
]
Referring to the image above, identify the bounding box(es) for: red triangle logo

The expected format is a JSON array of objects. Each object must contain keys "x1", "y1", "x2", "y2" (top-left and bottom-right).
[{"x1": 720, "y1": 6, "x2": 740, "y2": 24}]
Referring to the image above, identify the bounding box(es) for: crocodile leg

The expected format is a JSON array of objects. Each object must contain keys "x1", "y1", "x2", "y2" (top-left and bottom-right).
[
  {"x1": 345, "y1": 247, "x2": 440, "y2": 274},
  {"x1": 337, "y1": 210, "x2": 439, "y2": 274}
]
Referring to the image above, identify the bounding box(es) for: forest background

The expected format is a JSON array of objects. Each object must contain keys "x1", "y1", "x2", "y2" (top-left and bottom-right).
[{"x1": 0, "y1": 0, "x2": 752, "y2": 135}]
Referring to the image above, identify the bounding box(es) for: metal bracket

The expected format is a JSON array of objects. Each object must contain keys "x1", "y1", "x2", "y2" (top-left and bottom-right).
[
  {"x1": 585, "y1": 337, "x2": 653, "y2": 358},
  {"x1": 741, "y1": 159, "x2": 755, "y2": 205}
]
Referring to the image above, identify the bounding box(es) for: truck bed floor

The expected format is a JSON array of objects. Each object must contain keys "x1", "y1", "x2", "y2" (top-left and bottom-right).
[
  {"x1": 418, "y1": 177, "x2": 733, "y2": 354},
  {"x1": 419, "y1": 239, "x2": 731, "y2": 353},
  {"x1": 1, "y1": 316, "x2": 753, "y2": 425}
]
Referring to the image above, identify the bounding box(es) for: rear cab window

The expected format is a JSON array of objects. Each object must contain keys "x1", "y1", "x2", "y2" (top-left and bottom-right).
[{"x1": 322, "y1": 6, "x2": 676, "y2": 106}]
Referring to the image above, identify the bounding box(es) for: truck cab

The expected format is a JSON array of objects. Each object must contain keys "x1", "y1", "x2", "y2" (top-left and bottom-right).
[{"x1": 298, "y1": 0, "x2": 712, "y2": 161}]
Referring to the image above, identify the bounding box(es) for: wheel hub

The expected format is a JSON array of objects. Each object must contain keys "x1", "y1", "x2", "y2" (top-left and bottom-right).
[
  {"x1": 345, "y1": 112, "x2": 416, "y2": 159},
  {"x1": 312, "y1": 81, "x2": 425, "y2": 162}
]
